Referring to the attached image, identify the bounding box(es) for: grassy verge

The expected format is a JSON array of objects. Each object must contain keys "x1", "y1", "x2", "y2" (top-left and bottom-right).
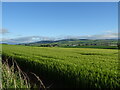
[
  {"x1": 2, "y1": 60, "x2": 31, "y2": 88},
  {"x1": 1, "y1": 59, "x2": 46, "y2": 89}
]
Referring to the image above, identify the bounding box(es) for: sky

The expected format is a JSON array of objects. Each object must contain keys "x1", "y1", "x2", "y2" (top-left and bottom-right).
[
  {"x1": 2, "y1": 0, "x2": 119, "y2": 2},
  {"x1": 1, "y1": 2, "x2": 118, "y2": 43}
]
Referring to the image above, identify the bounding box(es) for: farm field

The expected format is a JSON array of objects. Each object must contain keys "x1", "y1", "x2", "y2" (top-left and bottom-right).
[
  {"x1": 62, "y1": 45, "x2": 118, "y2": 49},
  {"x1": 2, "y1": 44, "x2": 120, "y2": 88}
]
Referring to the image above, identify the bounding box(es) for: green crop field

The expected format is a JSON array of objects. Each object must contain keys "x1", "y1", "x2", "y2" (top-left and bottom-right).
[{"x1": 2, "y1": 44, "x2": 120, "y2": 88}]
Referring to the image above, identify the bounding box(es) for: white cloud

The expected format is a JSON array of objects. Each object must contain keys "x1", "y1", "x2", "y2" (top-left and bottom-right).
[
  {"x1": 0, "y1": 28, "x2": 9, "y2": 34},
  {"x1": 1, "y1": 32, "x2": 118, "y2": 44},
  {"x1": 1, "y1": 36, "x2": 55, "y2": 44},
  {"x1": 87, "y1": 33, "x2": 117, "y2": 39},
  {"x1": 104, "y1": 30, "x2": 114, "y2": 33},
  {"x1": 64, "y1": 33, "x2": 118, "y2": 39}
]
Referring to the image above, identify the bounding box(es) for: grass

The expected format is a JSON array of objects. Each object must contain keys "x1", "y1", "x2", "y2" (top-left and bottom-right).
[
  {"x1": 2, "y1": 44, "x2": 120, "y2": 88},
  {"x1": 1, "y1": 58, "x2": 46, "y2": 89},
  {"x1": 62, "y1": 45, "x2": 118, "y2": 49},
  {"x1": 2, "y1": 59, "x2": 31, "y2": 88}
]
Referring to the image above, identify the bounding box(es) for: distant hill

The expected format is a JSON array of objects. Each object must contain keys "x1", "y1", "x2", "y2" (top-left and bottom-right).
[{"x1": 18, "y1": 39, "x2": 118, "y2": 47}]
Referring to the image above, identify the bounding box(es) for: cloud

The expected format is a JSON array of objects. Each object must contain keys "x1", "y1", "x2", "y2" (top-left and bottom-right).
[
  {"x1": 1, "y1": 36, "x2": 55, "y2": 44},
  {"x1": 1, "y1": 32, "x2": 118, "y2": 44},
  {"x1": 57, "y1": 32, "x2": 118, "y2": 40},
  {"x1": 0, "y1": 29, "x2": 9, "y2": 34},
  {"x1": 79, "y1": 33, "x2": 118, "y2": 39}
]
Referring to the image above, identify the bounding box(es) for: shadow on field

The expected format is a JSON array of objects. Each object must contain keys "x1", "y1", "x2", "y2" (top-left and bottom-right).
[{"x1": 2, "y1": 58, "x2": 75, "y2": 89}]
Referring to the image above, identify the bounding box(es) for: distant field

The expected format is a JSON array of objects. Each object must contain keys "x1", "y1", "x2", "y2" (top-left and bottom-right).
[
  {"x1": 62, "y1": 45, "x2": 118, "y2": 49},
  {"x1": 2, "y1": 44, "x2": 120, "y2": 88}
]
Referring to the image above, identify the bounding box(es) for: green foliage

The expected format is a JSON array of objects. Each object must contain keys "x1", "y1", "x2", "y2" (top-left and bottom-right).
[{"x1": 2, "y1": 44, "x2": 120, "y2": 88}]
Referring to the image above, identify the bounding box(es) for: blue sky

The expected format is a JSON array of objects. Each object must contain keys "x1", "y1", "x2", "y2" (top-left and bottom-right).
[
  {"x1": 1, "y1": 2, "x2": 118, "y2": 43},
  {"x1": 2, "y1": 0, "x2": 119, "y2": 2}
]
